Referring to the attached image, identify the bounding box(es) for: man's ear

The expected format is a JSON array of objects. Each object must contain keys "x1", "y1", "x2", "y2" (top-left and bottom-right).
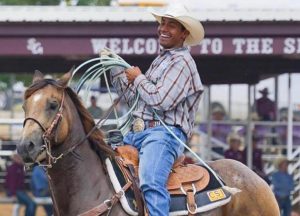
[
  {"x1": 32, "y1": 70, "x2": 44, "y2": 84},
  {"x1": 182, "y1": 29, "x2": 190, "y2": 41},
  {"x1": 57, "y1": 66, "x2": 74, "y2": 87}
]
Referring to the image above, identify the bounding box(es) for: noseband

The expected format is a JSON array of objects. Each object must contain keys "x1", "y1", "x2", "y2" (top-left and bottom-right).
[
  {"x1": 23, "y1": 89, "x2": 65, "y2": 168},
  {"x1": 22, "y1": 81, "x2": 133, "y2": 216}
]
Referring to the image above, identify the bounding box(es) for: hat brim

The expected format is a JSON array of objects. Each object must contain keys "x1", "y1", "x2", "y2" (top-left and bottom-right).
[
  {"x1": 274, "y1": 157, "x2": 291, "y2": 169},
  {"x1": 259, "y1": 90, "x2": 269, "y2": 94},
  {"x1": 151, "y1": 12, "x2": 205, "y2": 46}
]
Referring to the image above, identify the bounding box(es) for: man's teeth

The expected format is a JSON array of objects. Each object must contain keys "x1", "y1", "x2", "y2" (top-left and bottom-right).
[{"x1": 161, "y1": 34, "x2": 170, "y2": 38}]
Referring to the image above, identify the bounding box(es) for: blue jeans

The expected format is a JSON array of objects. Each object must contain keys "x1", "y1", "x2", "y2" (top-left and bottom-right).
[
  {"x1": 124, "y1": 125, "x2": 186, "y2": 216},
  {"x1": 16, "y1": 191, "x2": 36, "y2": 216},
  {"x1": 42, "y1": 204, "x2": 53, "y2": 216},
  {"x1": 276, "y1": 196, "x2": 291, "y2": 216}
]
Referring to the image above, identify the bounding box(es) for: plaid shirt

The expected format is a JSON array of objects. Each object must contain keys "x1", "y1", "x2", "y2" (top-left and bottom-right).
[{"x1": 111, "y1": 47, "x2": 203, "y2": 137}]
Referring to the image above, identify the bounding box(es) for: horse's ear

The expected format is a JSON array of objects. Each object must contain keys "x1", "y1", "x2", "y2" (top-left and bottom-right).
[
  {"x1": 57, "y1": 67, "x2": 74, "y2": 87},
  {"x1": 32, "y1": 70, "x2": 44, "y2": 84}
]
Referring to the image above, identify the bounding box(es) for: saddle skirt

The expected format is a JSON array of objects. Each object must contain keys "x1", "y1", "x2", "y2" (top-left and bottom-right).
[{"x1": 106, "y1": 145, "x2": 232, "y2": 215}]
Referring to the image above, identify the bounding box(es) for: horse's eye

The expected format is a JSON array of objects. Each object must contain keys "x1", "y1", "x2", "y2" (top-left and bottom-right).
[{"x1": 49, "y1": 101, "x2": 58, "y2": 111}]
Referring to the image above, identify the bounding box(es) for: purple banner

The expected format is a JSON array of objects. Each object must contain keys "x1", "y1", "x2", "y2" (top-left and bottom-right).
[{"x1": 1, "y1": 37, "x2": 300, "y2": 56}]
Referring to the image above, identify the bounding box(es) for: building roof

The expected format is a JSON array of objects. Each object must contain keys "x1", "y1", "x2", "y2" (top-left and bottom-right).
[{"x1": 1, "y1": 5, "x2": 300, "y2": 22}]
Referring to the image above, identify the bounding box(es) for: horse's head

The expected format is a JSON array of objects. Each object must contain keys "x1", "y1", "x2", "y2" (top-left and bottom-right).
[{"x1": 18, "y1": 70, "x2": 72, "y2": 164}]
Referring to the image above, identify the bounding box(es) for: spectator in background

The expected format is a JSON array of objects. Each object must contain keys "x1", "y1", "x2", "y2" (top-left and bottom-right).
[
  {"x1": 271, "y1": 157, "x2": 294, "y2": 216},
  {"x1": 243, "y1": 136, "x2": 270, "y2": 184},
  {"x1": 211, "y1": 106, "x2": 231, "y2": 143},
  {"x1": 212, "y1": 105, "x2": 226, "y2": 121},
  {"x1": 5, "y1": 153, "x2": 36, "y2": 216},
  {"x1": 224, "y1": 132, "x2": 245, "y2": 164},
  {"x1": 256, "y1": 87, "x2": 276, "y2": 121},
  {"x1": 87, "y1": 96, "x2": 103, "y2": 119},
  {"x1": 31, "y1": 165, "x2": 53, "y2": 216}
]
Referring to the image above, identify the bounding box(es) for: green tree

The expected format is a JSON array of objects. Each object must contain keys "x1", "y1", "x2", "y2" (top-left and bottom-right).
[
  {"x1": 77, "y1": 0, "x2": 110, "y2": 6},
  {"x1": 0, "y1": 0, "x2": 60, "y2": 5}
]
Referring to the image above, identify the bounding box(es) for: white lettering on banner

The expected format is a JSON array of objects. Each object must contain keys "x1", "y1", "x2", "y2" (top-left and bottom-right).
[
  {"x1": 27, "y1": 38, "x2": 44, "y2": 55},
  {"x1": 261, "y1": 38, "x2": 273, "y2": 54},
  {"x1": 122, "y1": 38, "x2": 134, "y2": 54},
  {"x1": 90, "y1": 38, "x2": 158, "y2": 55},
  {"x1": 233, "y1": 38, "x2": 274, "y2": 54},
  {"x1": 109, "y1": 38, "x2": 121, "y2": 53},
  {"x1": 232, "y1": 38, "x2": 246, "y2": 54},
  {"x1": 145, "y1": 38, "x2": 157, "y2": 54},
  {"x1": 211, "y1": 38, "x2": 223, "y2": 54},
  {"x1": 133, "y1": 38, "x2": 145, "y2": 55},
  {"x1": 283, "y1": 38, "x2": 300, "y2": 54},
  {"x1": 89, "y1": 37, "x2": 300, "y2": 56},
  {"x1": 91, "y1": 38, "x2": 108, "y2": 54},
  {"x1": 246, "y1": 38, "x2": 260, "y2": 54},
  {"x1": 199, "y1": 38, "x2": 223, "y2": 54}
]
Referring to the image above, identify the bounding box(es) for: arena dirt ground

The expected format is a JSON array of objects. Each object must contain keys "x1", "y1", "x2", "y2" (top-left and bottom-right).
[{"x1": 0, "y1": 204, "x2": 46, "y2": 216}]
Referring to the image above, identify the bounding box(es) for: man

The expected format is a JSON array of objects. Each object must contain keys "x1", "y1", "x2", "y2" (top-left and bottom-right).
[
  {"x1": 243, "y1": 135, "x2": 270, "y2": 184},
  {"x1": 256, "y1": 87, "x2": 276, "y2": 121},
  {"x1": 87, "y1": 95, "x2": 103, "y2": 119},
  {"x1": 5, "y1": 153, "x2": 36, "y2": 216},
  {"x1": 107, "y1": 4, "x2": 204, "y2": 215},
  {"x1": 271, "y1": 157, "x2": 294, "y2": 216},
  {"x1": 224, "y1": 132, "x2": 245, "y2": 164},
  {"x1": 31, "y1": 165, "x2": 53, "y2": 216}
]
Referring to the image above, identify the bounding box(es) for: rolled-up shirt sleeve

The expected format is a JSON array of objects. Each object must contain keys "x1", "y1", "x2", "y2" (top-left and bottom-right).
[
  {"x1": 133, "y1": 57, "x2": 192, "y2": 111},
  {"x1": 110, "y1": 67, "x2": 137, "y2": 106}
]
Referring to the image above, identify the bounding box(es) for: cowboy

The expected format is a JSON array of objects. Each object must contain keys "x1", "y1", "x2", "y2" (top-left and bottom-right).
[
  {"x1": 256, "y1": 87, "x2": 276, "y2": 121},
  {"x1": 224, "y1": 132, "x2": 245, "y2": 164},
  {"x1": 87, "y1": 95, "x2": 103, "y2": 119},
  {"x1": 106, "y1": 4, "x2": 204, "y2": 215}
]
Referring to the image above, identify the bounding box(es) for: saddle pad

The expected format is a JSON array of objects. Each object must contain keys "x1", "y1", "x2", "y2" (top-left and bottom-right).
[{"x1": 106, "y1": 158, "x2": 232, "y2": 216}]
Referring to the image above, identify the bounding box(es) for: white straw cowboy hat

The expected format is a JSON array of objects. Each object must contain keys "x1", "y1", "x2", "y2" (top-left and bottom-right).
[
  {"x1": 274, "y1": 156, "x2": 291, "y2": 169},
  {"x1": 150, "y1": 4, "x2": 205, "y2": 46},
  {"x1": 226, "y1": 132, "x2": 243, "y2": 144}
]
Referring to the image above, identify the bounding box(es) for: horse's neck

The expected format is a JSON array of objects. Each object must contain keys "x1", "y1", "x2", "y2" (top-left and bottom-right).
[{"x1": 48, "y1": 138, "x2": 113, "y2": 215}]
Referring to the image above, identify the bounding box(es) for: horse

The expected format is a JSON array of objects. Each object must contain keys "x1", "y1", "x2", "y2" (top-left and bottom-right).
[{"x1": 18, "y1": 70, "x2": 280, "y2": 216}]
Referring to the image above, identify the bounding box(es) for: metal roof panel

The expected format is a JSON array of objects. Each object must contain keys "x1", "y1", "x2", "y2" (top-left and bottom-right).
[{"x1": 1, "y1": 6, "x2": 300, "y2": 22}]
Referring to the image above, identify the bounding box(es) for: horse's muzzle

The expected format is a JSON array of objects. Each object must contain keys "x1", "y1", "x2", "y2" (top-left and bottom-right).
[{"x1": 18, "y1": 138, "x2": 40, "y2": 163}]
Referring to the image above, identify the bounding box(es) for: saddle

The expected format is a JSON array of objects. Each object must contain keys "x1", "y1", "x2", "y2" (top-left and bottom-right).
[{"x1": 115, "y1": 145, "x2": 211, "y2": 215}]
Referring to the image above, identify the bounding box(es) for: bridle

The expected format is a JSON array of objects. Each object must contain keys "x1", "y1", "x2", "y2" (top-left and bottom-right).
[
  {"x1": 22, "y1": 82, "x2": 133, "y2": 216},
  {"x1": 23, "y1": 89, "x2": 66, "y2": 168}
]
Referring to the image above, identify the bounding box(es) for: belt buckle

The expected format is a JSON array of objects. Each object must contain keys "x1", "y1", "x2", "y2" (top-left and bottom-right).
[{"x1": 132, "y1": 118, "x2": 145, "y2": 133}]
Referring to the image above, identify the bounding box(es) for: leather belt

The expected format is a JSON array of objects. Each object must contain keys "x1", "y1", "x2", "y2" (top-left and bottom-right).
[{"x1": 132, "y1": 118, "x2": 162, "y2": 133}]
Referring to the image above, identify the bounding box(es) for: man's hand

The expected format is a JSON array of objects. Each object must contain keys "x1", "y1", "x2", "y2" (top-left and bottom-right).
[
  {"x1": 99, "y1": 48, "x2": 112, "y2": 58},
  {"x1": 125, "y1": 66, "x2": 142, "y2": 84}
]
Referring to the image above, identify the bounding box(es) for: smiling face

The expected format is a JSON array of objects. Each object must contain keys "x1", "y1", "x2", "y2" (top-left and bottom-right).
[{"x1": 157, "y1": 17, "x2": 189, "y2": 49}]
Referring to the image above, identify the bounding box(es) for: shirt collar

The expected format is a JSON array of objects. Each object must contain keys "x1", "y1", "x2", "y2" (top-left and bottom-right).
[{"x1": 159, "y1": 46, "x2": 189, "y2": 56}]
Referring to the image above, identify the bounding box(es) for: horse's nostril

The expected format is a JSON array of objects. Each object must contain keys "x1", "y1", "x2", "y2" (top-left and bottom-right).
[{"x1": 28, "y1": 141, "x2": 35, "y2": 152}]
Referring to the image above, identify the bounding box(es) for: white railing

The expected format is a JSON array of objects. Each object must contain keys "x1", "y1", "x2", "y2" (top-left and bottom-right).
[
  {"x1": 290, "y1": 146, "x2": 300, "y2": 205},
  {"x1": 1, "y1": 118, "x2": 300, "y2": 205},
  {"x1": 199, "y1": 120, "x2": 300, "y2": 206}
]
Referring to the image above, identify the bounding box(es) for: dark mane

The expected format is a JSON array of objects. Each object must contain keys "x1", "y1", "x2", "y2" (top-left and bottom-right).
[{"x1": 25, "y1": 79, "x2": 114, "y2": 157}]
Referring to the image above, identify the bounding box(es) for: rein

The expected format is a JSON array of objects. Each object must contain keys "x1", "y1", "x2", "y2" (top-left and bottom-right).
[{"x1": 23, "y1": 82, "x2": 132, "y2": 216}]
